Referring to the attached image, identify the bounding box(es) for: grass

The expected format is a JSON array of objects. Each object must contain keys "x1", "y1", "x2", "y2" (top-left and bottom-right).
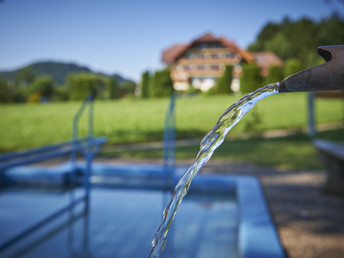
[
  {"x1": 100, "y1": 129, "x2": 344, "y2": 171},
  {"x1": 0, "y1": 93, "x2": 343, "y2": 154}
]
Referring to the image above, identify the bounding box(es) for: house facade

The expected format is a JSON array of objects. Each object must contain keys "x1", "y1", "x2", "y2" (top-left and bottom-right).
[{"x1": 162, "y1": 32, "x2": 282, "y2": 92}]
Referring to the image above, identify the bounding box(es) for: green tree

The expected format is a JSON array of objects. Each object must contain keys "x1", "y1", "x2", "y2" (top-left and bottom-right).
[
  {"x1": 284, "y1": 58, "x2": 303, "y2": 77},
  {"x1": 118, "y1": 81, "x2": 136, "y2": 98},
  {"x1": 247, "y1": 15, "x2": 344, "y2": 67},
  {"x1": 53, "y1": 86, "x2": 69, "y2": 101},
  {"x1": 317, "y1": 13, "x2": 344, "y2": 46},
  {"x1": 216, "y1": 65, "x2": 233, "y2": 94},
  {"x1": 0, "y1": 79, "x2": 13, "y2": 102},
  {"x1": 15, "y1": 66, "x2": 35, "y2": 87},
  {"x1": 108, "y1": 77, "x2": 119, "y2": 99},
  {"x1": 28, "y1": 76, "x2": 55, "y2": 99},
  {"x1": 150, "y1": 68, "x2": 173, "y2": 98},
  {"x1": 264, "y1": 65, "x2": 284, "y2": 85},
  {"x1": 240, "y1": 64, "x2": 263, "y2": 93},
  {"x1": 67, "y1": 73, "x2": 106, "y2": 100},
  {"x1": 141, "y1": 71, "x2": 150, "y2": 98}
]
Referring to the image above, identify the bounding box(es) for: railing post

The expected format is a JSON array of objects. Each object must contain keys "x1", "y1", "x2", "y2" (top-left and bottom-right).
[
  {"x1": 308, "y1": 92, "x2": 316, "y2": 137},
  {"x1": 88, "y1": 97, "x2": 94, "y2": 139},
  {"x1": 84, "y1": 151, "x2": 92, "y2": 214},
  {"x1": 70, "y1": 93, "x2": 95, "y2": 214},
  {"x1": 163, "y1": 94, "x2": 176, "y2": 188}
]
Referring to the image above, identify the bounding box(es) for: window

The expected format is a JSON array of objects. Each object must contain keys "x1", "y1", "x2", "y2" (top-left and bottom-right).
[
  {"x1": 197, "y1": 65, "x2": 205, "y2": 71},
  {"x1": 211, "y1": 54, "x2": 219, "y2": 59},
  {"x1": 211, "y1": 43, "x2": 222, "y2": 48},
  {"x1": 226, "y1": 53, "x2": 235, "y2": 59},
  {"x1": 211, "y1": 65, "x2": 219, "y2": 70},
  {"x1": 186, "y1": 53, "x2": 193, "y2": 59},
  {"x1": 197, "y1": 43, "x2": 207, "y2": 49},
  {"x1": 184, "y1": 65, "x2": 190, "y2": 71}
]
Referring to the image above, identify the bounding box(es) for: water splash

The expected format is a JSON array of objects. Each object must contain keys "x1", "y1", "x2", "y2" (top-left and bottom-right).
[{"x1": 149, "y1": 83, "x2": 280, "y2": 257}]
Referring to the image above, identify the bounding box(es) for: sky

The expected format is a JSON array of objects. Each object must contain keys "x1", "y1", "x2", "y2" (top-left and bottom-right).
[{"x1": 0, "y1": 0, "x2": 343, "y2": 82}]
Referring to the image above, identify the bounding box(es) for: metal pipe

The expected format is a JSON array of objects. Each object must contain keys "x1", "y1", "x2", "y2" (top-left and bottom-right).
[{"x1": 279, "y1": 45, "x2": 344, "y2": 92}]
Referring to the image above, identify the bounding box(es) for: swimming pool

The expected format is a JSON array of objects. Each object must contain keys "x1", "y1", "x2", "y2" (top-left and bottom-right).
[{"x1": 1, "y1": 163, "x2": 286, "y2": 257}]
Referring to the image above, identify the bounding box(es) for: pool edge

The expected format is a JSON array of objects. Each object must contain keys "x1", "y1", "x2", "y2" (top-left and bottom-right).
[{"x1": 235, "y1": 175, "x2": 286, "y2": 258}]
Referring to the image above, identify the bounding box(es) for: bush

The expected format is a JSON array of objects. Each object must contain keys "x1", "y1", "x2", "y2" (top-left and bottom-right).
[
  {"x1": 27, "y1": 92, "x2": 42, "y2": 103},
  {"x1": 52, "y1": 86, "x2": 69, "y2": 101},
  {"x1": 141, "y1": 71, "x2": 150, "y2": 99},
  {"x1": 216, "y1": 65, "x2": 233, "y2": 94},
  {"x1": 28, "y1": 76, "x2": 55, "y2": 99},
  {"x1": 240, "y1": 64, "x2": 263, "y2": 93},
  {"x1": 284, "y1": 58, "x2": 303, "y2": 78},
  {"x1": 0, "y1": 79, "x2": 13, "y2": 103},
  {"x1": 149, "y1": 68, "x2": 173, "y2": 97},
  {"x1": 12, "y1": 87, "x2": 28, "y2": 103},
  {"x1": 264, "y1": 65, "x2": 284, "y2": 85},
  {"x1": 118, "y1": 81, "x2": 136, "y2": 98},
  {"x1": 107, "y1": 77, "x2": 119, "y2": 99},
  {"x1": 67, "y1": 73, "x2": 107, "y2": 100}
]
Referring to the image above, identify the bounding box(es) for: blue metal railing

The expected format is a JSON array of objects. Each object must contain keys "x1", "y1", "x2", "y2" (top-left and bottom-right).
[
  {"x1": 163, "y1": 94, "x2": 177, "y2": 186},
  {"x1": 0, "y1": 93, "x2": 106, "y2": 253},
  {"x1": 72, "y1": 93, "x2": 95, "y2": 140},
  {"x1": 70, "y1": 93, "x2": 98, "y2": 212}
]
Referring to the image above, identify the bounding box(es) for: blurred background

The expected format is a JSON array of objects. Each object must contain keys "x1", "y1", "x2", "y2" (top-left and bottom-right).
[
  {"x1": 1, "y1": 1, "x2": 344, "y2": 258},
  {"x1": 0, "y1": 0, "x2": 343, "y2": 170}
]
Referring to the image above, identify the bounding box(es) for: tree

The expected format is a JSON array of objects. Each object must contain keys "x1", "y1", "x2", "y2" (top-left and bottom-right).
[
  {"x1": 141, "y1": 71, "x2": 150, "y2": 98},
  {"x1": 317, "y1": 13, "x2": 344, "y2": 46},
  {"x1": 247, "y1": 15, "x2": 344, "y2": 67},
  {"x1": 108, "y1": 77, "x2": 119, "y2": 99},
  {"x1": 264, "y1": 65, "x2": 284, "y2": 85},
  {"x1": 284, "y1": 58, "x2": 303, "y2": 77},
  {"x1": 216, "y1": 65, "x2": 233, "y2": 94},
  {"x1": 118, "y1": 81, "x2": 136, "y2": 98},
  {"x1": 53, "y1": 86, "x2": 69, "y2": 101},
  {"x1": 0, "y1": 79, "x2": 12, "y2": 102},
  {"x1": 150, "y1": 68, "x2": 173, "y2": 98},
  {"x1": 28, "y1": 76, "x2": 55, "y2": 99},
  {"x1": 67, "y1": 73, "x2": 106, "y2": 100},
  {"x1": 240, "y1": 64, "x2": 263, "y2": 93},
  {"x1": 15, "y1": 66, "x2": 35, "y2": 86}
]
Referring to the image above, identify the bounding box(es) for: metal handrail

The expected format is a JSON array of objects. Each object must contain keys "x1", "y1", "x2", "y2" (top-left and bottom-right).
[
  {"x1": 0, "y1": 93, "x2": 106, "y2": 253},
  {"x1": 72, "y1": 93, "x2": 95, "y2": 141}
]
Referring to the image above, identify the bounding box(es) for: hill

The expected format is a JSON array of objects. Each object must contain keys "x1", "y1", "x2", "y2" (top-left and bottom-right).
[{"x1": 0, "y1": 61, "x2": 131, "y2": 85}]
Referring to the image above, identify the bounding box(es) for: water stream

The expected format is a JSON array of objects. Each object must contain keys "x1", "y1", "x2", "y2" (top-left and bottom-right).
[{"x1": 149, "y1": 83, "x2": 280, "y2": 257}]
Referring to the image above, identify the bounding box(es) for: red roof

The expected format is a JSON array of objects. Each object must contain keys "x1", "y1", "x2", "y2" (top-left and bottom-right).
[
  {"x1": 161, "y1": 44, "x2": 189, "y2": 64},
  {"x1": 161, "y1": 32, "x2": 254, "y2": 64},
  {"x1": 193, "y1": 32, "x2": 219, "y2": 43},
  {"x1": 252, "y1": 52, "x2": 283, "y2": 69}
]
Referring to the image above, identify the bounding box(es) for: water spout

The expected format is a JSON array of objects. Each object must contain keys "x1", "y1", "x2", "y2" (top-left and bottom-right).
[{"x1": 279, "y1": 45, "x2": 344, "y2": 92}]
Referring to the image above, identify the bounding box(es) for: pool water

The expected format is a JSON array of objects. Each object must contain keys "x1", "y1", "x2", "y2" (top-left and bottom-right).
[{"x1": 0, "y1": 187, "x2": 238, "y2": 258}]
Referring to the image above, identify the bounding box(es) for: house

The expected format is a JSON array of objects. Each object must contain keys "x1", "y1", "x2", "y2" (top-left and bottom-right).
[
  {"x1": 252, "y1": 52, "x2": 284, "y2": 77},
  {"x1": 162, "y1": 32, "x2": 283, "y2": 92}
]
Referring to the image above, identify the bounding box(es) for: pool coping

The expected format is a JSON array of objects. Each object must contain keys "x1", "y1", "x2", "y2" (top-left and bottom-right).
[
  {"x1": 179, "y1": 173, "x2": 286, "y2": 258},
  {"x1": 234, "y1": 175, "x2": 286, "y2": 258}
]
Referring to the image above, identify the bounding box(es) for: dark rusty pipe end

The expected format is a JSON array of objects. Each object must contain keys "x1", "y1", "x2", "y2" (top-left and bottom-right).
[{"x1": 279, "y1": 45, "x2": 344, "y2": 93}]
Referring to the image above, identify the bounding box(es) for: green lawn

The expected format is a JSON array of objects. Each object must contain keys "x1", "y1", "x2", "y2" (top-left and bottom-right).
[
  {"x1": 0, "y1": 93, "x2": 343, "y2": 154},
  {"x1": 100, "y1": 129, "x2": 344, "y2": 170}
]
